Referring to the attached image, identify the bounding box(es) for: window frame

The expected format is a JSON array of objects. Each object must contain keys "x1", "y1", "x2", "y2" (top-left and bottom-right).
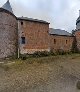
[
  {"x1": 21, "y1": 37, "x2": 25, "y2": 44},
  {"x1": 21, "y1": 21, "x2": 23, "y2": 25},
  {"x1": 66, "y1": 40, "x2": 68, "y2": 44},
  {"x1": 54, "y1": 39, "x2": 56, "y2": 44}
]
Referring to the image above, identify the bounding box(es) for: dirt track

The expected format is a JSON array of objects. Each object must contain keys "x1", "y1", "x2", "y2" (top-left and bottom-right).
[{"x1": 0, "y1": 54, "x2": 80, "y2": 92}]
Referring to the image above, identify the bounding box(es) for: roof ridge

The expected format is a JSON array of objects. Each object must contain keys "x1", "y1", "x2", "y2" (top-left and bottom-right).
[{"x1": 17, "y1": 17, "x2": 49, "y2": 24}]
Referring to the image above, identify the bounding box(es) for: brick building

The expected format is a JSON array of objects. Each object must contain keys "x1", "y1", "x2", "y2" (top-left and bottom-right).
[
  {"x1": 0, "y1": 0, "x2": 79, "y2": 58},
  {"x1": 49, "y1": 28, "x2": 74, "y2": 52},
  {"x1": 17, "y1": 17, "x2": 50, "y2": 54}
]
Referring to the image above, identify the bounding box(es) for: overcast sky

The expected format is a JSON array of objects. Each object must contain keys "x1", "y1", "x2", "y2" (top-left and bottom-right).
[{"x1": 0, "y1": 0, "x2": 80, "y2": 32}]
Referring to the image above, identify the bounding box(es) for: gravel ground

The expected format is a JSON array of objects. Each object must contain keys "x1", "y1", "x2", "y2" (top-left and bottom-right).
[{"x1": 0, "y1": 54, "x2": 80, "y2": 92}]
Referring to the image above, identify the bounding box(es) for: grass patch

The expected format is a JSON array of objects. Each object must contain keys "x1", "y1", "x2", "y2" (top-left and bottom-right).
[{"x1": 0, "y1": 53, "x2": 80, "y2": 71}]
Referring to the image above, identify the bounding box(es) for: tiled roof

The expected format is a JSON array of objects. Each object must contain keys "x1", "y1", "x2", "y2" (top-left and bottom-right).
[
  {"x1": 49, "y1": 28, "x2": 72, "y2": 36},
  {"x1": 2, "y1": 0, "x2": 13, "y2": 14},
  {"x1": 17, "y1": 17, "x2": 49, "y2": 24}
]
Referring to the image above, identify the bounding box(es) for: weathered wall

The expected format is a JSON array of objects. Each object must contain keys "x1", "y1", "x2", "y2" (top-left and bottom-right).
[
  {"x1": 18, "y1": 20, "x2": 50, "y2": 54},
  {"x1": 0, "y1": 11, "x2": 17, "y2": 58},
  {"x1": 74, "y1": 30, "x2": 80, "y2": 51},
  {"x1": 49, "y1": 35, "x2": 74, "y2": 52}
]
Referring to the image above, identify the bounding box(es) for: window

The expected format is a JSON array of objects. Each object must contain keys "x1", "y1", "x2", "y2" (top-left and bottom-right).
[
  {"x1": 54, "y1": 39, "x2": 56, "y2": 44},
  {"x1": 66, "y1": 40, "x2": 68, "y2": 44},
  {"x1": 21, "y1": 21, "x2": 23, "y2": 25},
  {"x1": 21, "y1": 37, "x2": 25, "y2": 44}
]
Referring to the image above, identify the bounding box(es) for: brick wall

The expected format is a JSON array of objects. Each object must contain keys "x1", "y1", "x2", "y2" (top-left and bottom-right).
[
  {"x1": 74, "y1": 30, "x2": 80, "y2": 51},
  {"x1": 18, "y1": 20, "x2": 50, "y2": 54},
  {"x1": 18, "y1": 19, "x2": 75, "y2": 54},
  {"x1": 0, "y1": 11, "x2": 17, "y2": 58},
  {"x1": 49, "y1": 35, "x2": 74, "y2": 52}
]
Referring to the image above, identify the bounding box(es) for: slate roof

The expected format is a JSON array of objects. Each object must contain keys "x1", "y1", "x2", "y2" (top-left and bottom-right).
[
  {"x1": 76, "y1": 16, "x2": 80, "y2": 25},
  {"x1": 17, "y1": 17, "x2": 49, "y2": 24},
  {"x1": 2, "y1": 0, "x2": 13, "y2": 14},
  {"x1": 49, "y1": 28, "x2": 72, "y2": 36}
]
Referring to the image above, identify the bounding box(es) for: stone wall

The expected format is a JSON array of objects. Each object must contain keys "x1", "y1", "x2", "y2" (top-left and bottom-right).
[
  {"x1": 18, "y1": 20, "x2": 50, "y2": 54},
  {"x1": 49, "y1": 35, "x2": 74, "y2": 52},
  {"x1": 0, "y1": 11, "x2": 17, "y2": 58}
]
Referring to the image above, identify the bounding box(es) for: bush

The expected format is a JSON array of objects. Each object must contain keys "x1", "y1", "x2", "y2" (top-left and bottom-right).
[
  {"x1": 49, "y1": 50, "x2": 55, "y2": 55},
  {"x1": 32, "y1": 51, "x2": 50, "y2": 57},
  {"x1": 20, "y1": 51, "x2": 54, "y2": 59},
  {"x1": 20, "y1": 54, "x2": 27, "y2": 60},
  {"x1": 20, "y1": 50, "x2": 73, "y2": 60},
  {"x1": 56, "y1": 49, "x2": 67, "y2": 55}
]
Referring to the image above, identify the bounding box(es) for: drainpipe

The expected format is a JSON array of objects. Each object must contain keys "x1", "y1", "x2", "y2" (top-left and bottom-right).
[
  {"x1": 17, "y1": 21, "x2": 20, "y2": 59},
  {"x1": 18, "y1": 48, "x2": 20, "y2": 59}
]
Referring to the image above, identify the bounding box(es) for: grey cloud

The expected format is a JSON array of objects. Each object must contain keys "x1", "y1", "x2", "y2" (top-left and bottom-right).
[{"x1": 0, "y1": 0, "x2": 80, "y2": 32}]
